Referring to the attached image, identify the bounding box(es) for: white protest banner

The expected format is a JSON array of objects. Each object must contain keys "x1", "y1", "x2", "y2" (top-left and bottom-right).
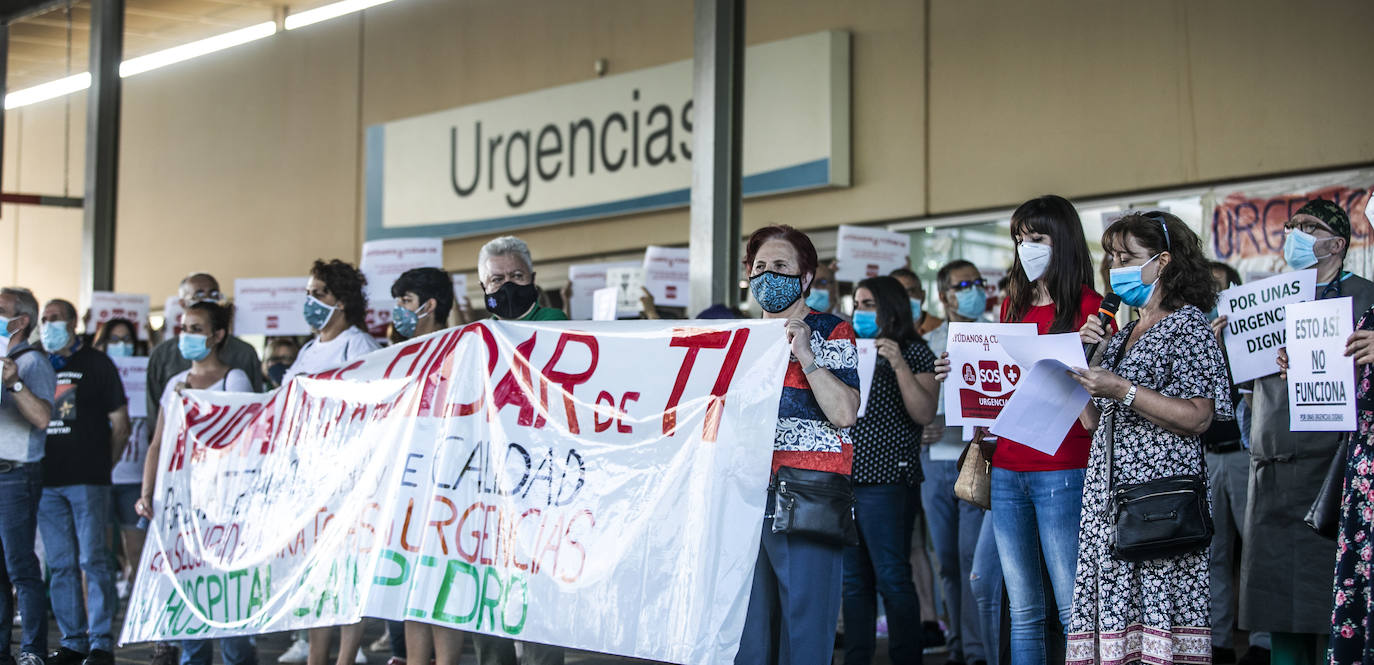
[
  {"x1": 360, "y1": 238, "x2": 444, "y2": 337},
  {"x1": 642, "y1": 246, "x2": 691, "y2": 308},
  {"x1": 90, "y1": 292, "x2": 151, "y2": 341},
  {"x1": 855, "y1": 339, "x2": 877, "y2": 417},
  {"x1": 942, "y1": 322, "x2": 1038, "y2": 426},
  {"x1": 567, "y1": 262, "x2": 640, "y2": 320},
  {"x1": 163, "y1": 296, "x2": 185, "y2": 337},
  {"x1": 112, "y1": 356, "x2": 150, "y2": 419},
  {"x1": 1286, "y1": 297, "x2": 1356, "y2": 431},
  {"x1": 1216, "y1": 269, "x2": 1317, "y2": 383},
  {"x1": 119, "y1": 320, "x2": 790, "y2": 665},
  {"x1": 605, "y1": 267, "x2": 646, "y2": 316},
  {"x1": 591, "y1": 287, "x2": 618, "y2": 321},
  {"x1": 834, "y1": 225, "x2": 910, "y2": 283},
  {"x1": 234, "y1": 278, "x2": 310, "y2": 336}
]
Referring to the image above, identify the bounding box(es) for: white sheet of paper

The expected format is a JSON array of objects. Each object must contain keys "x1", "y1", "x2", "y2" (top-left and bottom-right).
[
  {"x1": 163, "y1": 296, "x2": 184, "y2": 337},
  {"x1": 1216, "y1": 269, "x2": 1317, "y2": 383},
  {"x1": 642, "y1": 246, "x2": 691, "y2": 308},
  {"x1": 89, "y1": 292, "x2": 151, "y2": 341},
  {"x1": 1287, "y1": 297, "x2": 1356, "y2": 432},
  {"x1": 605, "y1": 267, "x2": 646, "y2": 316},
  {"x1": 450, "y1": 274, "x2": 468, "y2": 310},
  {"x1": 568, "y1": 261, "x2": 640, "y2": 320},
  {"x1": 989, "y1": 359, "x2": 1090, "y2": 456},
  {"x1": 856, "y1": 339, "x2": 877, "y2": 417},
  {"x1": 591, "y1": 287, "x2": 618, "y2": 321},
  {"x1": 112, "y1": 356, "x2": 149, "y2": 419},
  {"x1": 942, "y1": 322, "x2": 1038, "y2": 426},
  {"x1": 997, "y1": 332, "x2": 1089, "y2": 371},
  {"x1": 359, "y1": 237, "x2": 443, "y2": 337},
  {"x1": 834, "y1": 225, "x2": 911, "y2": 282},
  {"x1": 233, "y1": 277, "x2": 310, "y2": 336}
]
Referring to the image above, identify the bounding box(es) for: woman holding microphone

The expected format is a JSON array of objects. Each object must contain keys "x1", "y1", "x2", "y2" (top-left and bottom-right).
[{"x1": 1069, "y1": 211, "x2": 1231, "y2": 664}]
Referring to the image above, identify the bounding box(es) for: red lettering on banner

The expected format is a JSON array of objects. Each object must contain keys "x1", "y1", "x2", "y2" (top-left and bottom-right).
[
  {"x1": 510, "y1": 508, "x2": 540, "y2": 571},
  {"x1": 540, "y1": 332, "x2": 600, "y2": 434},
  {"x1": 702, "y1": 329, "x2": 748, "y2": 442},
  {"x1": 399, "y1": 499, "x2": 422, "y2": 553},
  {"x1": 617, "y1": 392, "x2": 639, "y2": 433},
  {"x1": 593, "y1": 391, "x2": 616, "y2": 432},
  {"x1": 428, "y1": 496, "x2": 458, "y2": 555},
  {"x1": 445, "y1": 323, "x2": 500, "y2": 417},
  {"x1": 663, "y1": 327, "x2": 748, "y2": 440},
  {"x1": 490, "y1": 333, "x2": 540, "y2": 427},
  {"x1": 560, "y1": 509, "x2": 595, "y2": 583},
  {"x1": 168, "y1": 401, "x2": 231, "y2": 471}
]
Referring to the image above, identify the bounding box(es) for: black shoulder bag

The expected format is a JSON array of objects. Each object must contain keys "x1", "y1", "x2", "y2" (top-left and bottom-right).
[
  {"x1": 770, "y1": 466, "x2": 859, "y2": 547},
  {"x1": 1103, "y1": 337, "x2": 1214, "y2": 563}
]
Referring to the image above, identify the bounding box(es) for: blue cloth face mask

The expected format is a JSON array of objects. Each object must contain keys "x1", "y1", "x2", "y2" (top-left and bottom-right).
[
  {"x1": 303, "y1": 294, "x2": 337, "y2": 331},
  {"x1": 106, "y1": 341, "x2": 133, "y2": 358},
  {"x1": 909, "y1": 298, "x2": 923, "y2": 322},
  {"x1": 391, "y1": 303, "x2": 429, "y2": 339},
  {"x1": 1283, "y1": 230, "x2": 1330, "y2": 270},
  {"x1": 1109, "y1": 253, "x2": 1162, "y2": 308},
  {"x1": 954, "y1": 287, "x2": 988, "y2": 320},
  {"x1": 178, "y1": 333, "x2": 211, "y2": 362},
  {"x1": 805, "y1": 290, "x2": 830, "y2": 312},
  {"x1": 0, "y1": 315, "x2": 12, "y2": 340},
  {"x1": 41, "y1": 321, "x2": 70, "y2": 353},
  {"x1": 750, "y1": 271, "x2": 804, "y2": 313},
  {"x1": 852, "y1": 310, "x2": 879, "y2": 338}
]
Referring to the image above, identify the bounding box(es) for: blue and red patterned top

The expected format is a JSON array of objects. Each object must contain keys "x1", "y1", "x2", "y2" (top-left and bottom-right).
[{"x1": 772, "y1": 310, "x2": 861, "y2": 475}]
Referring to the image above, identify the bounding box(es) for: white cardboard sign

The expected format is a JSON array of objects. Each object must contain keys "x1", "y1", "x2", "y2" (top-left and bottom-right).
[
  {"x1": 834, "y1": 225, "x2": 910, "y2": 283},
  {"x1": 162, "y1": 296, "x2": 184, "y2": 337},
  {"x1": 591, "y1": 287, "x2": 619, "y2": 321},
  {"x1": 604, "y1": 267, "x2": 646, "y2": 316},
  {"x1": 855, "y1": 339, "x2": 877, "y2": 417},
  {"x1": 942, "y1": 322, "x2": 1038, "y2": 426},
  {"x1": 234, "y1": 278, "x2": 311, "y2": 336},
  {"x1": 1216, "y1": 270, "x2": 1317, "y2": 383},
  {"x1": 642, "y1": 246, "x2": 691, "y2": 308},
  {"x1": 567, "y1": 261, "x2": 640, "y2": 320},
  {"x1": 89, "y1": 292, "x2": 151, "y2": 341},
  {"x1": 359, "y1": 238, "x2": 444, "y2": 337},
  {"x1": 1286, "y1": 297, "x2": 1356, "y2": 431},
  {"x1": 112, "y1": 356, "x2": 149, "y2": 419}
]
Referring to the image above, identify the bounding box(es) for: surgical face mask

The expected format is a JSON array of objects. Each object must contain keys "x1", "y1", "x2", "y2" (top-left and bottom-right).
[
  {"x1": 909, "y1": 298, "x2": 923, "y2": 322},
  {"x1": 303, "y1": 294, "x2": 337, "y2": 331},
  {"x1": 41, "y1": 321, "x2": 70, "y2": 353},
  {"x1": 106, "y1": 341, "x2": 134, "y2": 358},
  {"x1": 805, "y1": 290, "x2": 830, "y2": 312},
  {"x1": 1017, "y1": 241, "x2": 1053, "y2": 282},
  {"x1": 1109, "y1": 253, "x2": 1162, "y2": 309},
  {"x1": 954, "y1": 287, "x2": 988, "y2": 320},
  {"x1": 391, "y1": 303, "x2": 429, "y2": 338},
  {"x1": 852, "y1": 310, "x2": 879, "y2": 338},
  {"x1": 178, "y1": 333, "x2": 211, "y2": 362},
  {"x1": 484, "y1": 281, "x2": 540, "y2": 320},
  {"x1": 749, "y1": 271, "x2": 805, "y2": 313},
  {"x1": 0, "y1": 315, "x2": 13, "y2": 340},
  {"x1": 1283, "y1": 230, "x2": 1331, "y2": 270}
]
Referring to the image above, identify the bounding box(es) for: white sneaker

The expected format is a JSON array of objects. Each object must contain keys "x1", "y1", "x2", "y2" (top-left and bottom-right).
[
  {"x1": 278, "y1": 638, "x2": 310, "y2": 664},
  {"x1": 354, "y1": 649, "x2": 367, "y2": 664},
  {"x1": 368, "y1": 629, "x2": 391, "y2": 653}
]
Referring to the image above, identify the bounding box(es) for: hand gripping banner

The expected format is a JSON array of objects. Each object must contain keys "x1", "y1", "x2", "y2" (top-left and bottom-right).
[{"x1": 120, "y1": 319, "x2": 790, "y2": 664}]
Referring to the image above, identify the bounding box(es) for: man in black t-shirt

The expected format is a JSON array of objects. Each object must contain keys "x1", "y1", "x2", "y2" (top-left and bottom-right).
[{"x1": 37, "y1": 299, "x2": 129, "y2": 665}]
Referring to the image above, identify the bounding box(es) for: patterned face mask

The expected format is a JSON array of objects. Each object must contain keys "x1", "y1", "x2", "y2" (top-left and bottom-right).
[{"x1": 749, "y1": 271, "x2": 804, "y2": 313}]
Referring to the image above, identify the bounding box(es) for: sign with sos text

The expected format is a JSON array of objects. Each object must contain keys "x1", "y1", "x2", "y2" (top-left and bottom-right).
[{"x1": 942, "y1": 322, "x2": 1037, "y2": 427}]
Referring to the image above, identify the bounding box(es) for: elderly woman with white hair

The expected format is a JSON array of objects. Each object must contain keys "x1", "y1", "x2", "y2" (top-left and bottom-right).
[{"x1": 478, "y1": 235, "x2": 566, "y2": 322}]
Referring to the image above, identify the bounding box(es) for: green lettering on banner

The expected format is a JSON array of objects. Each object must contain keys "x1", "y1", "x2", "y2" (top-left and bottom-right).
[
  {"x1": 247, "y1": 568, "x2": 266, "y2": 616},
  {"x1": 433, "y1": 559, "x2": 480, "y2": 625},
  {"x1": 477, "y1": 566, "x2": 504, "y2": 631},
  {"x1": 501, "y1": 575, "x2": 528, "y2": 635},
  {"x1": 371, "y1": 549, "x2": 527, "y2": 636},
  {"x1": 374, "y1": 549, "x2": 411, "y2": 586}
]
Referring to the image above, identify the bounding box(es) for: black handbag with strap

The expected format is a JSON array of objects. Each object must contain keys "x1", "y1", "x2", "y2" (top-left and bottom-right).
[
  {"x1": 1102, "y1": 335, "x2": 1214, "y2": 563},
  {"x1": 1305, "y1": 433, "x2": 1350, "y2": 540},
  {"x1": 769, "y1": 465, "x2": 859, "y2": 547}
]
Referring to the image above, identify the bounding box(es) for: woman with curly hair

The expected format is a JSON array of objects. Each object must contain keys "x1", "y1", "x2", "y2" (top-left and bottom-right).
[{"x1": 1068, "y1": 211, "x2": 1233, "y2": 665}]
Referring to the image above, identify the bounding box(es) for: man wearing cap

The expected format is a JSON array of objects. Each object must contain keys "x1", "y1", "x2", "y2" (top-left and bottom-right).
[{"x1": 1239, "y1": 199, "x2": 1374, "y2": 665}]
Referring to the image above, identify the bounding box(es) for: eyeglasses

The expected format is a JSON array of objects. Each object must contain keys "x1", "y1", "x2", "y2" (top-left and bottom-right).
[
  {"x1": 187, "y1": 289, "x2": 222, "y2": 302},
  {"x1": 484, "y1": 270, "x2": 531, "y2": 290},
  {"x1": 949, "y1": 278, "x2": 986, "y2": 292},
  {"x1": 1284, "y1": 219, "x2": 1334, "y2": 236}
]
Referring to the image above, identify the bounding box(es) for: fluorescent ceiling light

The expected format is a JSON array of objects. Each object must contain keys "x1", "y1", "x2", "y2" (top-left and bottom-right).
[
  {"x1": 121, "y1": 21, "x2": 277, "y2": 78},
  {"x1": 5, "y1": 73, "x2": 92, "y2": 110},
  {"x1": 285, "y1": 0, "x2": 395, "y2": 30}
]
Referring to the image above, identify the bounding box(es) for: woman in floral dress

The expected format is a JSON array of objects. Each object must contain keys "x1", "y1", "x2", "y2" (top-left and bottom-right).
[
  {"x1": 1328, "y1": 303, "x2": 1374, "y2": 664},
  {"x1": 1068, "y1": 212, "x2": 1233, "y2": 665}
]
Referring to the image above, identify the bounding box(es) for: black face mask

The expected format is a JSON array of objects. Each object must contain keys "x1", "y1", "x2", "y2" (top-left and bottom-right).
[{"x1": 485, "y1": 281, "x2": 539, "y2": 319}]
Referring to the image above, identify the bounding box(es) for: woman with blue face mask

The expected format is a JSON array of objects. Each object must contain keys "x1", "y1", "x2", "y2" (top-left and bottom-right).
[
  {"x1": 843, "y1": 275, "x2": 939, "y2": 665},
  {"x1": 1069, "y1": 211, "x2": 1232, "y2": 665},
  {"x1": 93, "y1": 317, "x2": 152, "y2": 605}
]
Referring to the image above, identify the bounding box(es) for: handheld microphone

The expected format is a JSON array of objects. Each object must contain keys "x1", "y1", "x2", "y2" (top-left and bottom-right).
[{"x1": 1083, "y1": 294, "x2": 1122, "y2": 364}]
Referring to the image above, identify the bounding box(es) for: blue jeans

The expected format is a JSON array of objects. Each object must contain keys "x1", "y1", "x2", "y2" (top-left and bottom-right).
[
  {"x1": 969, "y1": 517, "x2": 1003, "y2": 665},
  {"x1": 0, "y1": 464, "x2": 47, "y2": 657},
  {"x1": 989, "y1": 467, "x2": 1084, "y2": 665},
  {"x1": 921, "y1": 452, "x2": 985, "y2": 663},
  {"x1": 39, "y1": 485, "x2": 119, "y2": 653},
  {"x1": 181, "y1": 638, "x2": 258, "y2": 665},
  {"x1": 843, "y1": 485, "x2": 922, "y2": 665},
  {"x1": 736, "y1": 512, "x2": 844, "y2": 665}
]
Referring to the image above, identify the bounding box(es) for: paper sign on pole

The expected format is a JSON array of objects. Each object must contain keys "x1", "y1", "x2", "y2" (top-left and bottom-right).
[
  {"x1": 942, "y1": 322, "x2": 1038, "y2": 426},
  {"x1": 989, "y1": 334, "x2": 1091, "y2": 456},
  {"x1": 1216, "y1": 269, "x2": 1317, "y2": 383},
  {"x1": 89, "y1": 293, "x2": 151, "y2": 341},
  {"x1": 856, "y1": 339, "x2": 877, "y2": 417},
  {"x1": 642, "y1": 246, "x2": 691, "y2": 308},
  {"x1": 112, "y1": 356, "x2": 149, "y2": 419},
  {"x1": 359, "y1": 238, "x2": 444, "y2": 337},
  {"x1": 591, "y1": 287, "x2": 618, "y2": 321},
  {"x1": 605, "y1": 267, "x2": 646, "y2": 316},
  {"x1": 234, "y1": 278, "x2": 310, "y2": 336},
  {"x1": 834, "y1": 225, "x2": 910, "y2": 283},
  {"x1": 119, "y1": 319, "x2": 791, "y2": 665},
  {"x1": 1286, "y1": 297, "x2": 1356, "y2": 431},
  {"x1": 567, "y1": 262, "x2": 640, "y2": 320}
]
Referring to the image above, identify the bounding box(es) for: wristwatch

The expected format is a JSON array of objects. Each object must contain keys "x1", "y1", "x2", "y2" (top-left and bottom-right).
[
  {"x1": 802, "y1": 360, "x2": 821, "y2": 375},
  {"x1": 8, "y1": 381, "x2": 22, "y2": 394},
  {"x1": 1121, "y1": 383, "x2": 1138, "y2": 408}
]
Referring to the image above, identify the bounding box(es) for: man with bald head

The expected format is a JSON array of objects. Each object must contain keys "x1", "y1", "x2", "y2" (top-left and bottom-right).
[{"x1": 145, "y1": 273, "x2": 263, "y2": 421}]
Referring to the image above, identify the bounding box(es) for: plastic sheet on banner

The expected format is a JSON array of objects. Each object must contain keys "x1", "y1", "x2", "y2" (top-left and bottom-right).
[{"x1": 120, "y1": 320, "x2": 791, "y2": 665}]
